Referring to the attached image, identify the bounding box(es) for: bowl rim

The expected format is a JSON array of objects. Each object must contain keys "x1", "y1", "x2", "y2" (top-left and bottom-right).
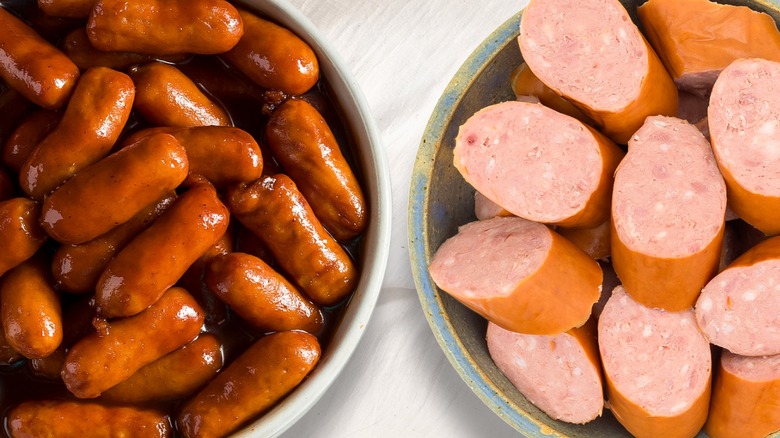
[
  {"x1": 233, "y1": 0, "x2": 392, "y2": 436},
  {"x1": 407, "y1": 8, "x2": 554, "y2": 437}
]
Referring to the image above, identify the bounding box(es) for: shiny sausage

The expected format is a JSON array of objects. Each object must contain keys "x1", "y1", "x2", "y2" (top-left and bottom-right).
[
  {"x1": 62, "y1": 287, "x2": 204, "y2": 398},
  {"x1": 3, "y1": 110, "x2": 60, "y2": 174},
  {"x1": 61, "y1": 27, "x2": 190, "y2": 71},
  {"x1": 0, "y1": 198, "x2": 48, "y2": 276},
  {"x1": 7, "y1": 400, "x2": 172, "y2": 438},
  {"x1": 0, "y1": 257, "x2": 62, "y2": 359},
  {"x1": 37, "y1": 0, "x2": 96, "y2": 18},
  {"x1": 205, "y1": 252, "x2": 323, "y2": 333},
  {"x1": 222, "y1": 8, "x2": 318, "y2": 95},
  {"x1": 130, "y1": 62, "x2": 231, "y2": 127},
  {"x1": 638, "y1": 0, "x2": 780, "y2": 96},
  {"x1": 598, "y1": 287, "x2": 711, "y2": 438},
  {"x1": 0, "y1": 7, "x2": 79, "y2": 108},
  {"x1": 486, "y1": 319, "x2": 603, "y2": 424},
  {"x1": 19, "y1": 67, "x2": 135, "y2": 200},
  {"x1": 454, "y1": 101, "x2": 624, "y2": 229},
  {"x1": 708, "y1": 58, "x2": 780, "y2": 235},
  {"x1": 40, "y1": 133, "x2": 188, "y2": 245},
  {"x1": 51, "y1": 192, "x2": 176, "y2": 293},
  {"x1": 612, "y1": 116, "x2": 726, "y2": 311},
  {"x1": 95, "y1": 183, "x2": 229, "y2": 318},
  {"x1": 0, "y1": 322, "x2": 23, "y2": 366},
  {"x1": 177, "y1": 331, "x2": 320, "y2": 438},
  {"x1": 227, "y1": 174, "x2": 357, "y2": 307},
  {"x1": 429, "y1": 216, "x2": 601, "y2": 335},
  {"x1": 101, "y1": 334, "x2": 223, "y2": 403},
  {"x1": 123, "y1": 126, "x2": 262, "y2": 187},
  {"x1": 265, "y1": 99, "x2": 367, "y2": 241},
  {"x1": 519, "y1": 0, "x2": 678, "y2": 143},
  {"x1": 86, "y1": 0, "x2": 243, "y2": 55}
]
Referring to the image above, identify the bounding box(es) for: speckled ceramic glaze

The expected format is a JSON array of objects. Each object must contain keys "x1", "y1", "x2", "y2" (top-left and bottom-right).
[
  {"x1": 232, "y1": 1, "x2": 392, "y2": 437},
  {"x1": 409, "y1": 1, "x2": 780, "y2": 437}
]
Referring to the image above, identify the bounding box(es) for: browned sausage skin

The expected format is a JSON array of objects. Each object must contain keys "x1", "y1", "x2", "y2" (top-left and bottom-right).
[
  {"x1": 222, "y1": 8, "x2": 318, "y2": 95},
  {"x1": 40, "y1": 133, "x2": 188, "y2": 245},
  {"x1": 3, "y1": 110, "x2": 61, "y2": 174},
  {"x1": 123, "y1": 126, "x2": 262, "y2": 187},
  {"x1": 38, "y1": 0, "x2": 96, "y2": 18},
  {"x1": 62, "y1": 287, "x2": 204, "y2": 398},
  {"x1": 205, "y1": 252, "x2": 324, "y2": 333},
  {"x1": 51, "y1": 192, "x2": 177, "y2": 293},
  {"x1": 101, "y1": 334, "x2": 223, "y2": 403},
  {"x1": 265, "y1": 99, "x2": 367, "y2": 241},
  {"x1": 0, "y1": 197, "x2": 48, "y2": 276},
  {"x1": 7, "y1": 400, "x2": 172, "y2": 438},
  {"x1": 95, "y1": 183, "x2": 230, "y2": 318},
  {"x1": 227, "y1": 174, "x2": 358, "y2": 306},
  {"x1": 87, "y1": 0, "x2": 243, "y2": 55},
  {"x1": 177, "y1": 331, "x2": 320, "y2": 438},
  {"x1": 0, "y1": 256, "x2": 62, "y2": 359},
  {"x1": 0, "y1": 7, "x2": 80, "y2": 109},
  {"x1": 130, "y1": 62, "x2": 232, "y2": 128},
  {"x1": 19, "y1": 67, "x2": 135, "y2": 200}
]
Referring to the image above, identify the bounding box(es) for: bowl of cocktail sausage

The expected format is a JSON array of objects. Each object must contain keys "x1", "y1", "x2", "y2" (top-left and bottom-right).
[
  {"x1": 0, "y1": 0, "x2": 390, "y2": 436},
  {"x1": 410, "y1": 0, "x2": 780, "y2": 437}
]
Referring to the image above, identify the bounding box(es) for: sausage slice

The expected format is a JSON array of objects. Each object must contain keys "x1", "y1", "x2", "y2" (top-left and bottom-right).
[
  {"x1": 708, "y1": 57, "x2": 780, "y2": 235},
  {"x1": 695, "y1": 235, "x2": 780, "y2": 357},
  {"x1": 598, "y1": 286, "x2": 711, "y2": 438},
  {"x1": 429, "y1": 216, "x2": 602, "y2": 335},
  {"x1": 454, "y1": 101, "x2": 623, "y2": 229},
  {"x1": 486, "y1": 320, "x2": 603, "y2": 424},
  {"x1": 612, "y1": 116, "x2": 726, "y2": 311},
  {"x1": 519, "y1": 0, "x2": 678, "y2": 143}
]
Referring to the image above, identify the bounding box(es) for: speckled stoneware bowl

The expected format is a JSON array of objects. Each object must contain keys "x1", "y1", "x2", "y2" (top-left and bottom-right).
[
  {"x1": 232, "y1": 0, "x2": 391, "y2": 436},
  {"x1": 409, "y1": 1, "x2": 780, "y2": 437}
]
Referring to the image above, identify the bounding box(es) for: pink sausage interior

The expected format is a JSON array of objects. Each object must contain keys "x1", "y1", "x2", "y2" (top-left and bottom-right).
[
  {"x1": 519, "y1": 0, "x2": 646, "y2": 112},
  {"x1": 709, "y1": 58, "x2": 780, "y2": 195},
  {"x1": 612, "y1": 116, "x2": 726, "y2": 257},
  {"x1": 599, "y1": 287, "x2": 711, "y2": 417},
  {"x1": 429, "y1": 217, "x2": 550, "y2": 300},
  {"x1": 721, "y1": 351, "x2": 780, "y2": 382},
  {"x1": 454, "y1": 101, "x2": 601, "y2": 223},
  {"x1": 487, "y1": 322, "x2": 603, "y2": 424},
  {"x1": 696, "y1": 260, "x2": 780, "y2": 356}
]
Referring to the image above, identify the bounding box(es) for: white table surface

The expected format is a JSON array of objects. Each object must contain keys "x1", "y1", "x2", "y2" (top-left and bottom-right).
[{"x1": 280, "y1": 1, "x2": 529, "y2": 437}]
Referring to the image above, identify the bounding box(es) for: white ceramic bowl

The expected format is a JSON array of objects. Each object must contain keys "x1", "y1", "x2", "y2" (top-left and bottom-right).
[{"x1": 232, "y1": 1, "x2": 391, "y2": 436}]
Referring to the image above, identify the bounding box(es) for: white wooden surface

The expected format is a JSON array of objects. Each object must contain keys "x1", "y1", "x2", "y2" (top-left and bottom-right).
[{"x1": 280, "y1": 1, "x2": 529, "y2": 437}]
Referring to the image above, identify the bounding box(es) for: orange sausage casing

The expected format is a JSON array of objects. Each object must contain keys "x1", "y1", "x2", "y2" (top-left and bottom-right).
[
  {"x1": 0, "y1": 257, "x2": 62, "y2": 359},
  {"x1": 52, "y1": 192, "x2": 176, "y2": 293},
  {"x1": 0, "y1": 8, "x2": 79, "y2": 108},
  {"x1": 123, "y1": 126, "x2": 262, "y2": 187},
  {"x1": 96, "y1": 183, "x2": 229, "y2": 318},
  {"x1": 638, "y1": 0, "x2": 780, "y2": 96},
  {"x1": 227, "y1": 174, "x2": 358, "y2": 307},
  {"x1": 62, "y1": 287, "x2": 204, "y2": 398},
  {"x1": 0, "y1": 323, "x2": 22, "y2": 365},
  {"x1": 0, "y1": 198, "x2": 48, "y2": 276},
  {"x1": 266, "y1": 99, "x2": 367, "y2": 241},
  {"x1": 101, "y1": 334, "x2": 223, "y2": 403},
  {"x1": 177, "y1": 331, "x2": 320, "y2": 438},
  {"x1": 40, "y1": 133, "x2": 188, "y2": 245},
  {"x1": 3, "y1": 110, "x2": 60, "y2": 174},
  {"x1": 19, "y1": 67, "x2": 135, "y2": 200},
  {"x1": 87, "y1": 0, "x2": 243, "y2": 55},
  {"x1": 131, "y1": 62, "x2": 231, "y2": 127},
  {"x1": 7, "y1": 400, "x2": 172, "y2": 438},
  {"x1": 205, "y1": 252, "x2": 323, "y2": 333},
  {"x1": 509, "y1": 62, "x2": 591, "y2": 124},
  {"x1": 222, "y1": 8, "x2": 318, "y2": 95}
]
